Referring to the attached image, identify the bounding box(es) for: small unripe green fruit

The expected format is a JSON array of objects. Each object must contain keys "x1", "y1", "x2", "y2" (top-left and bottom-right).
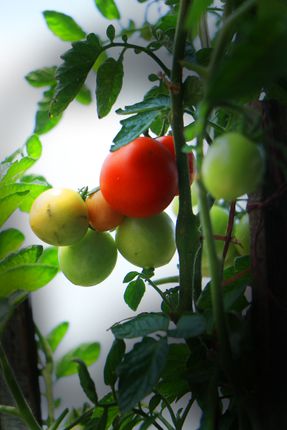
[{"x1": 235, "y1": 213, "x2": 250, "y2": 256}]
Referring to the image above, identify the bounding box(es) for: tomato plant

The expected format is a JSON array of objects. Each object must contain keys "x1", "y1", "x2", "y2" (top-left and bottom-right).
[
  {"x1": 202, "y1": 132, "x2": 265, "y2": 201},
  {"x1": 58, "y1": 228, "x2": 117, "y2": 286},
  {"x1": 115, "y1": 212, "x2": 176, "y2": 268},
  {"x1": 100, "y1": 137, "x2": 178, "y2": 217},
  {"x1": 29, "y1": 188, "x2": 89, "y2": 246},
  {"x1": 86, "y1": 190, "x2": 124, "y2": 232}
]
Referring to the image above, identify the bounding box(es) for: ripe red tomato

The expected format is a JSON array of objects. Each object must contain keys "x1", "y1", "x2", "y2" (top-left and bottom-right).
[
  {"x1": 156, "y1": 135, "x2": 194, "y2": 194},
  {"x1": 100, "y1": 137, "x2": 178, "y2": 218}
]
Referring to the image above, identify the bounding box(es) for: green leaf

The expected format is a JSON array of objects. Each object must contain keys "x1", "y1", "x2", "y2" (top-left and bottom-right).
[
  {"x1": 55, "y1": 342, "x2": 100, "y2": 378},
  {"x1": 116, "y1": 96, "x2": 170, "y2": 115},
  {"x1": 0, "y1": 246, "x2": 43, "y2": 274},
  {"x1": 34, "y1": 88, "x2": 62, "y2": 135},
  {"x1": 50, "y1": 34, "x2": 102, "y2": 116},
  {"x1": 0, "y1": 183, "x2": 50, "y2": 213},
  {"x1": 0, "y1": 229, "x2": 25, "y2": 260},
  {"x1": 74, "y1": 359, "x2": 98, "y2": 404},
  {"x1": 104, "y1": 339, "x2": 126, "y2": 386},
  {"x1": 92, "y1": 393, "x2": 119, "y2": 429},
  {"x1": 25, "y1": 67, "x2": 57, "y2": 87},
  {"x1": 38, "y1": 247, "x2": 59, "y2": 269},
  {"x1": 183, "y1": 76, "x2": 204, "y2": 107},
  {"x1": 76, "y1": 85, "x2": 92, "y2": 105},
  {"x1": 111, "y1": 313, "x2": 169, "y2": 339},
  {"x1": 123, "y1": 278, "x2": 146, "y2": 311},
  {"x1": 168, "y1": 313, "x2": 206, "y2": 338},
  {"x1": 46, "y1": 321, "x2": 69, "y2": 352},
  {"x1": 112, "y1": 110, "x2": 161, "y2": 151},
  {"x1": 0, "y1": 264, "x2": 58, "y2": 298},
  {"x1": 43, "y1": 11, "x2": 86, "y2": 41},
  {"x1": 94, "y1": 0, "x2": 120, "y2": 20},
  {"x1": 26, "y1": 135, "x2": 42, "y2": 158},
  {"x1": 207, "y1": 8, "x2": 287, "y2": 103},
  {"x1": 0, "y1": 191, "x2": 30, "y2": 227},
  {"x1": 185, "y1": 0, "x2": 213, "y2": 38},
  {"x1": 96, "y1": 58, "x2": 124, "y2": 118},
  {"x1": 106, "y1": 24, "x2": 116, "y2": 42},
  {"x1": 123, "y1": 271, "x2": 139, "y2": 283},
  {"x1": 117, "y1": 337, "x2": 169, "y2": 413}
]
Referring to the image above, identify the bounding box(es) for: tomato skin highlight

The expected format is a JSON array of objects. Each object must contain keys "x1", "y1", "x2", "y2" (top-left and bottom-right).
[
  {"x1": 100, "y1": 137, "x2": 178, "y2": 218},
  {"x1": 156, "y1": 135, "x2": 194, "y2": 194},
  {"x1": 86, "y1": 190, "x2": 124, "y2": 232},
  {"x1": 29, "y1": 188, "x2": 89, "y2": 246},
  {"x1": 58, "y1": 228, "x2": 117, "y2": 286},
  {"x1": 115, "y1": 212, "x2": 176, "y2": 268}
]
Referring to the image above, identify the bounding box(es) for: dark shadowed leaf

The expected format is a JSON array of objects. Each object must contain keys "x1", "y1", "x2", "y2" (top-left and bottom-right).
[
  {"x1": 0, "y1": 229, "x2": 25, "y2": 260},
  {"x1": 111, "y1": 313, "x2": 169, "y2": 339},
  {"x1": 56, "y1": 342, "x2": 100, "y2": 378},
  {"x1": 116, "y1": 96, "x2": 170, "y2": 115},
  {"x1": 117, "y1": 337, "x2": 168, "y2": 412},
  {"x1": 123, "y1": 271, "x2": 139, "y2": 283},
  {"x1": 168, "y1": 313, "x2": 206, "y2": 338},
  {"x1": 46, "y1": 321, "x2": 69, "y2": 352},
  {"x1": 96, "y1": 58, "x2": 124, "y2": 118},
  {"x1": 43, "y1": 10, "x2": 86, "y2": 41},
  {"x1": 185, "y1": 0, "x2": 213, "y2": 37},
  {"x1": 104, "y1": 339, "x2": 126, "y2": 386},
  {"x1": 74, "y1": 359, "x2": 98, "y2": 404},
  {"x1": 124, "y1": 278, "x2": 146, "y2": 311}
]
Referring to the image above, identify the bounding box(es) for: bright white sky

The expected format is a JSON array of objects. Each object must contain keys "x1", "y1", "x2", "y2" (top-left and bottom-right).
[{"x1": 1, "y1": 0, "x2": 193, "y2": 417}]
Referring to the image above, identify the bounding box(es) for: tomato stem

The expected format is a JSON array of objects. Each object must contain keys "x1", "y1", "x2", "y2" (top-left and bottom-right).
[{"x1": 170, "y1": 0, "x2": 201, "y2": 313}]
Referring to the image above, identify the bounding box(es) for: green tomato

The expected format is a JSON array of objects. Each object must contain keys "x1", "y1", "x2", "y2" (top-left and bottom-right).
[
  {"x1": 29, "y1": 188, "x2": 89, "y2": 246},
  {"x1": 58, "y1": 229, "x2": 117, "y2": 286},
  {"x1": 202, "y1": 132, "x2": 264, "y2": 201},
  {"x1": 115, "y1": 212, "x2": 176, "y2": 268},
  {"x1": 235, "y1": 213, "x2": 250, "y2": 256},
  {"x1": 171, "y1": 181, "x2": 199, "y2": 215},
  {"x1": 202, "y1": 205, "x2": 238, "y2": 277}
]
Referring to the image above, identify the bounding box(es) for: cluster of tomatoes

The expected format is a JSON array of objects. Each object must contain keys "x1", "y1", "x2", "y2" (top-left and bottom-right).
[{"x1": 29, "y1": 135, "x2": 194, "y2": 287}]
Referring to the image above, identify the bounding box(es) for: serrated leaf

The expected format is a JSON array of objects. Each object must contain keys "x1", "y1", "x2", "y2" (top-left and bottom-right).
[
  {"x1": 94, "y1": 0, "x2": 120, "y2": 20},
  {"x1": 0, "y1": 183, "x2": 50, "y2": 213},
  {"x1": 104, "y1": 339, "x2": 126, "y2": 386},
  {"x1": 50, "y1": 34, "x2": 102, "y2": 116},
  {"x1": 76, "y1": 85, "x2": 92, "y2": 105},
  {"x1": 43, "y1": 10, "x2": 86, "y2": 41},
  {"x1": 111, "y1": 313, "x2": 169, "y2": 339},
  {"x1": 74, "y1": 359, "x2": 98, "y2": 404},
  {"x1": 0, "y1": 191, "x2": 30, "y2": 227},
  {"x1": 96, "y1": 58, "x2": 124, "y2": 118},
  {"x1": 117, "y1": 337, "x2": 168, "y2": 413},
  {"x1": 124, "y1": 278, "x2": 146, "y2": 311},
  {"x1": 0, "y1": 246, "x2": 43, "y2": 274},
  {"x1": 185, "y1": 0, "x2": 213, "y2": 38},
  {"x1": 0, "y1": 264, "x2": 58, "y2": 298},
  {"x1": 168, "y1": 313, "x2": 206, "y2": 338},
  {"x1": 116, "y1": 96, "x2": 170, "y2": 115},
  {"x1": 25, "y1": 67, "x2": 57, "y2": 88},
  {"x1": 46, "y1": 321, "x2": 69, "y2": 352},
  {"x1": 0, "y1": 229, "x2": 25, "y2": 260},
  {"x1": 112, "y1": 110, "x2": 161, "y2": 151},
  {"x1": 55, "y1": 342, "x2": 100, "y2": 378}
]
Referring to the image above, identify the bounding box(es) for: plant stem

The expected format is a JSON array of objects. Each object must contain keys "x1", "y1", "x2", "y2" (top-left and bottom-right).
[
  {"x1": 154, "y1": 276, "x2": 179, "y2": 286},
  {"x1": 171, "y1": 0, "x2": 201, "y2": 312},
  {"x1": 103, "y1": 42, "x2": 171, "y2": 76},
  {"x1": 0, "y1": 405, "x2": 20, "y2": 417},
  {"x1": 0, "y1": 343, "x2": 42, "y2": 430}
]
